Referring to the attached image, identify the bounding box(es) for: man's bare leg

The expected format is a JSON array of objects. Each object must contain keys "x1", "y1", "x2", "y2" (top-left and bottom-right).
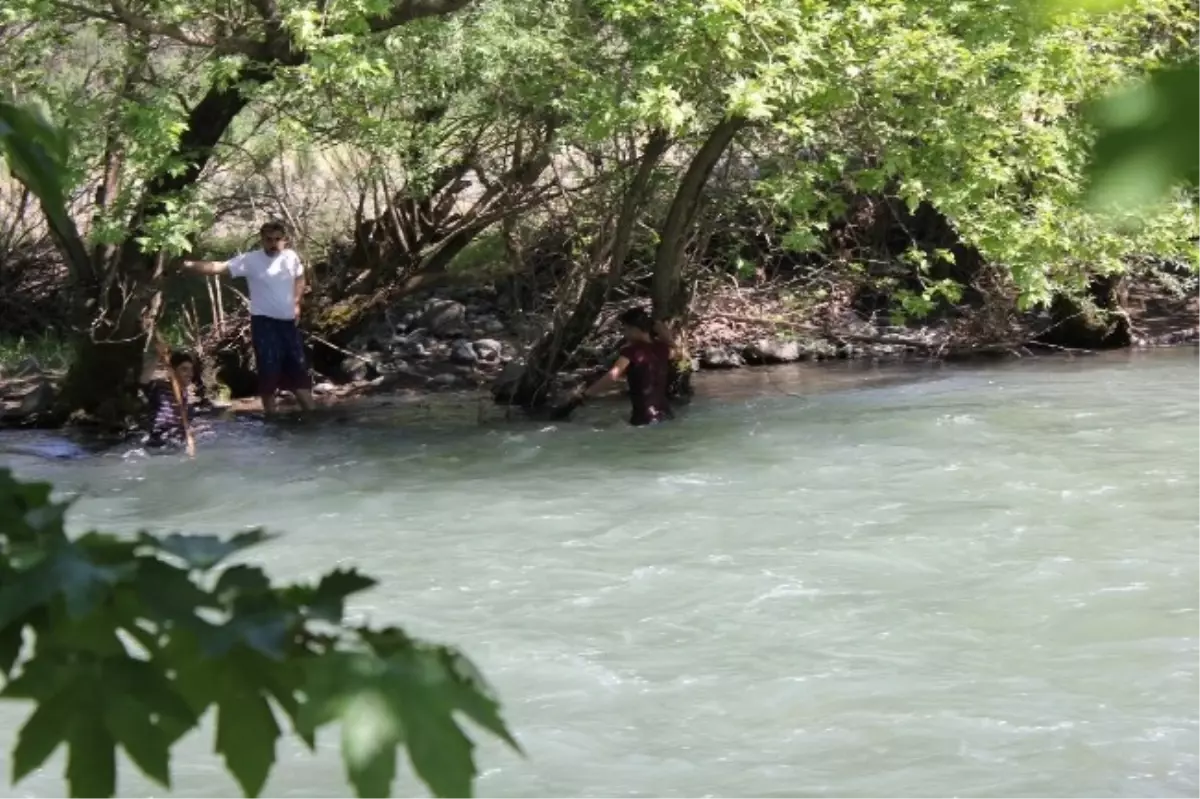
[{"x1": 294, "y1": 389, "x2": 315, "y2": 412}]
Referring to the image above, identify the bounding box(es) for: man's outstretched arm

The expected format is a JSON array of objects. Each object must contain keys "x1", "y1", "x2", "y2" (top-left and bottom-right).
[{"x1": 181, "y1": 259, "x2": 230, "y2": 276}]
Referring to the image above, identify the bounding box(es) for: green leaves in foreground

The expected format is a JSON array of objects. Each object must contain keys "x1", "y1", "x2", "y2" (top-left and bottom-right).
[
  {"x1": 0, "y1": 97, "x2": 91, "y2": 276},
  {"x1": 1085, "y1": 59, "x2": 1199, "y2": 210},
  {"x1": 0, "y1": 468, "x2": 519, "y2": 798},
  {"x1": 303, "y1": 634, "x2": 521, "y2": 798}
]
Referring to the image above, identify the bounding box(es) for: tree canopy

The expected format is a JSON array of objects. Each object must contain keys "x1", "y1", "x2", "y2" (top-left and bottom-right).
[{"x1": 0, "y1": 0, "x2": 1195, "y2": 417}]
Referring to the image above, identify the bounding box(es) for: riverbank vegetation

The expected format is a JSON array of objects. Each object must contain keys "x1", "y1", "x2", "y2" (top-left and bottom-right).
[{"x1": 0, "y1": 0, "x2": 1196, "y2": 427}]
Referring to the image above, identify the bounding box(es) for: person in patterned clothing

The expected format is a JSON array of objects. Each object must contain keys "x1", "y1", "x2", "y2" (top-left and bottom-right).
[{"x1": 139, "y1": 351, "x2": 212, "y2": 448}]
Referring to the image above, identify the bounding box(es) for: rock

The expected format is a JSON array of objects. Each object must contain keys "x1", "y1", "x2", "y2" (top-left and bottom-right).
[
  {"x1": 14, "y1": 379, "x2": 55, "y2": 418},
  {"x1": 392, "y1": 336, "x2": 430, "y2": 360},
  {"x1": 700, "y1": 347, "x2": 744, "y2": 369},
  {"x1": 376, "y1": 359, "x2": 409, "y2": 374},
  {"x1": 472, "y1": 338, "x2": 502, "y2": 362},
  {"x1": 397, "y1": 310, "x2": 420, "y2": 331},
  {"x1": 800, "y1": 339, "x2": 839, "y2": 360},
  {"x1": 428, "y1": 373, "x2": 460, "y2": 389},
  {"x1": 340, "y1": 355, "x2": 378, "y2": 382},
  {"x1": 490, "y1": 360, "x2": 526, "y2": 401},
  {"x1": 449, "y1": 339, "x2": 478, "y2": 365},
  {"x1": 16, "y1": 356, "x2": 41, "y2": 377},
  {"x1": 313, "y1": 381, "x2": 337, "y2": 395},
  {"x1": 354, "y1": 318, "x2": 395, "y2": 352},
  {"x1": 744, "y1": 339, "x2": 801, "y2": 364},
  {"x1": 420, "y1": 299, "x2": 467, "y2": 338},
  {"x1": 479, "y1": 317, "x2": 506, "y2": 335}
]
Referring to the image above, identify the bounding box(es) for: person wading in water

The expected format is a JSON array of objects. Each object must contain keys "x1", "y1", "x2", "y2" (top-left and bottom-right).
[
  {"x1": 138, "y1": 350, "x2": 213, "y2": 448},
  {"x1": 565, "y1": 307, "x2": 675, "y2": 426},
  {"x1": 181, "y1": 221, "x2": 315, "y2": 415}
]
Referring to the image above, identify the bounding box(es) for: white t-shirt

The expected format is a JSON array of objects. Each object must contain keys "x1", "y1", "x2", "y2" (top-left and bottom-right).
[{"x1": 227, "y1": 248, "x2": 304, "y2": 320}]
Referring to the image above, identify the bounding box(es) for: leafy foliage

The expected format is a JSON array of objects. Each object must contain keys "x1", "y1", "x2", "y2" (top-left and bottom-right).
[{"x1": 0, "y1": 468, "x2": 518, "y2": 798}]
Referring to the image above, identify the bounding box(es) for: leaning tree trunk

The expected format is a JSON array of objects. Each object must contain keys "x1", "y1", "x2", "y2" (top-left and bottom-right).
[
  {"x1": 648, "y1": 117, "x2": 746, "y2": 400},
  {"x1": 58, "y1": 61, "x2": 282, "y2": 424},
  {"x1": 650, "y1": 116, "x2": 747, "y2": 323},
  {"x1": 499, "y1": 131, "x2": 670, "y2": 408}
]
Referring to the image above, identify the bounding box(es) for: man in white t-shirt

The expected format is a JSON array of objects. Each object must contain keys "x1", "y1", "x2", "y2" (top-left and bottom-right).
[{"x1": 182, "y1": 221, "x2": 315, "y2": 414}]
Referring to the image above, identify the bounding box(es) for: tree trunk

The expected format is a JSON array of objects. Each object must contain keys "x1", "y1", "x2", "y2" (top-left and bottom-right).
[
  {"x1": 498, "y1": 131, "x2": 670, "y2": 407},
  {"x1": 651, "y1": 116, "x2": 747, "y2": 323}
]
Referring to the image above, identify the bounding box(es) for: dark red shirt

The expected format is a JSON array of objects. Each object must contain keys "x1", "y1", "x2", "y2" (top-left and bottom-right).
[{"x1": 619, "y1": 339, "x2": 672, "y2": 426}]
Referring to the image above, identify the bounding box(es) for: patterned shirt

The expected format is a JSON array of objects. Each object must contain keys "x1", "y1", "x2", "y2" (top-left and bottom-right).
[{"x1": 141, "y1": 380, "x2": 209, "y2": 446}]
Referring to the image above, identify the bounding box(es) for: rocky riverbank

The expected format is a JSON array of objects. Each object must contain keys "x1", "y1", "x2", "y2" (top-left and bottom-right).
[
  {"x1": 3, "y1": 270, "x2": 1196, "y2": 427},
  {"x1": 298, "y1": 291, "x2": 941, "y2": 404}
]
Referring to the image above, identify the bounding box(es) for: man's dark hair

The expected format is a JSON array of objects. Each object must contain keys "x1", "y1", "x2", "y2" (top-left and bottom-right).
[
  {"x1": 169, "y1": 351, "x2": 194, "y2": 369},
  {"x1": 260, "y1": 220, "x2": 288, "y2": 238},
  {"x1": 618, "y1": 307, "x2": 654, "y2": 333}
]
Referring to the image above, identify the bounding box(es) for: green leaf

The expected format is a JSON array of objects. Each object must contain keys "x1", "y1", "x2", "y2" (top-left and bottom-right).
[
  {"x1": 11, "y1": 687, "x2": 77, "y2": 782},
  {"x1": 393, "y1": 677, "x2": 476, "y2": 799},
  {"x1": 340, "y1": 689, "x2": 401, "y2": 798},
  {"x1": 0, "y1": 543, "x2": 132, "y2": 630},
  {"x1": 66, "y1": 714, "x2": 116, "y2": 799},
  {"x1": 303, "y1": 642, "x2": 519, "y2": 799},
  {"x1": 141, "y1": 529, "x2": 274, "y2": 571},
  {"x1": 0, "y1": 618, "x2": 23, "y2": 676},
  {"x1": 132, "y1": 557, "x2": 217, "y2": 625},
  {"x1": 309, "y1": 568, "x2": 378, "y2": 624},
  {"x1": 0, "y1": 99, "x2": 85, "y2": 270},
  {"x1": 102, "y1": 657, "x2": 200, "y2": 744},
  {"x1": 434, "y1": 649, "x2": 521, "y2": 752},
  {"x1": 215, "y1": 564, "x2": 273, "y2": 603},
  {"x1": 200, "y1": 610, "x2": 292, "y2": 660},
  {"x1": 104, "y1": 694, "x2": 171, "y2": 787},
  {"x1": 1086, "y1": 60, "x2": 1200, "y2": 210},
  {"x1": 216, "y1": 688, "x2": 280, "y2": 797}
]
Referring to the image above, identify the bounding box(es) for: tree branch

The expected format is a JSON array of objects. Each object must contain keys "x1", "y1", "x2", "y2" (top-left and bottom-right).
[
  {"x1": 367, "y1": 0, "x2": 476, "y2": 32},
  {"x1": 48, "y1": 0, "x2": 263, "y2": 56}
]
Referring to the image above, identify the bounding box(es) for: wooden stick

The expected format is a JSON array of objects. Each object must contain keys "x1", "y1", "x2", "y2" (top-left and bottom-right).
[{"x1": 153, "y1": 334, "x2": 196, "y2": 458}]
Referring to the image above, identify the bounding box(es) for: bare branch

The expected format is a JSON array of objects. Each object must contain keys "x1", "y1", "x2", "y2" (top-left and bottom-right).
[{"x1": 48, "y1": 0, "x2": 264, "y2": 56}]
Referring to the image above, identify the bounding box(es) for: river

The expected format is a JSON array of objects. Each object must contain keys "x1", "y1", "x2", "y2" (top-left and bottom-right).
[{"x1": 1, "y1": 350, "x2": 1196, "y2": 798}]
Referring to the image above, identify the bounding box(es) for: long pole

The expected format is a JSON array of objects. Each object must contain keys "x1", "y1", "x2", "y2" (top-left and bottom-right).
[{"x1": 153, "y1": 334, "x2": 196, "y2": 458}]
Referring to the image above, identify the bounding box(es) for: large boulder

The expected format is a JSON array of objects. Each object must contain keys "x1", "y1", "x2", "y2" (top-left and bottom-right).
[
  {"x1": 419, "y1": 299, "x2": 467, "y2": 338},
  {"x1": 339, "y1": 354, "x2": 379, "y2": 383},
  {"x1": 472, "y1": 338, "x2": 503, "y2": 363},
  {"x1": 449, "y1": 339, "x2": 478, "y2": 365},
  {"x1": 700, "y1": 347, "x2": 744, "y2": 369},
  {"x1": 743, "y1": 339, "x2": 801, "y2": 364}
]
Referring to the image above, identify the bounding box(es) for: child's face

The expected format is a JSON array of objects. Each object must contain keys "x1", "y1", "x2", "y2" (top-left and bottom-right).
[{"x1": 174, "y1": 362, "x2": 195, "y2": 384}]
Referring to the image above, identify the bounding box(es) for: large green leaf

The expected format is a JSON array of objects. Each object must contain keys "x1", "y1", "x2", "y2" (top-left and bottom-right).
[
  {"x1": 140, "y1": 530, "x2": 274, "y2": 571},
  {"x1": 1085, "y1": 59, "x2": 1200, "y2": 209},
  {"x1": 216, "y1": 688, "x2": 281, "y2": 797},
  {"x1": 66, "y1": 713, "x2": 117, "y2": 799},
  {"x1": 0, "y1": 543, "x2": 134, "y2": 630},
  {"x1": 301, "y1": 640, "x2": 519, "y2": 799},
  {"x1": 0, "y1": 98, "x2": 88, "y2": 274},
  {"x1": 10, "y1": 685, "x2": 79, "y2": 783},
  {"x1": 5, "y1": 652, "x2": 200, "y2": 795}
]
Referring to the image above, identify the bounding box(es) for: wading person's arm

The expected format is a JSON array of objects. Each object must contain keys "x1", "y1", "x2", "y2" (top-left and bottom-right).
[{"x1": 577, "y1": 356, "x2": 630, "y2": 402}]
